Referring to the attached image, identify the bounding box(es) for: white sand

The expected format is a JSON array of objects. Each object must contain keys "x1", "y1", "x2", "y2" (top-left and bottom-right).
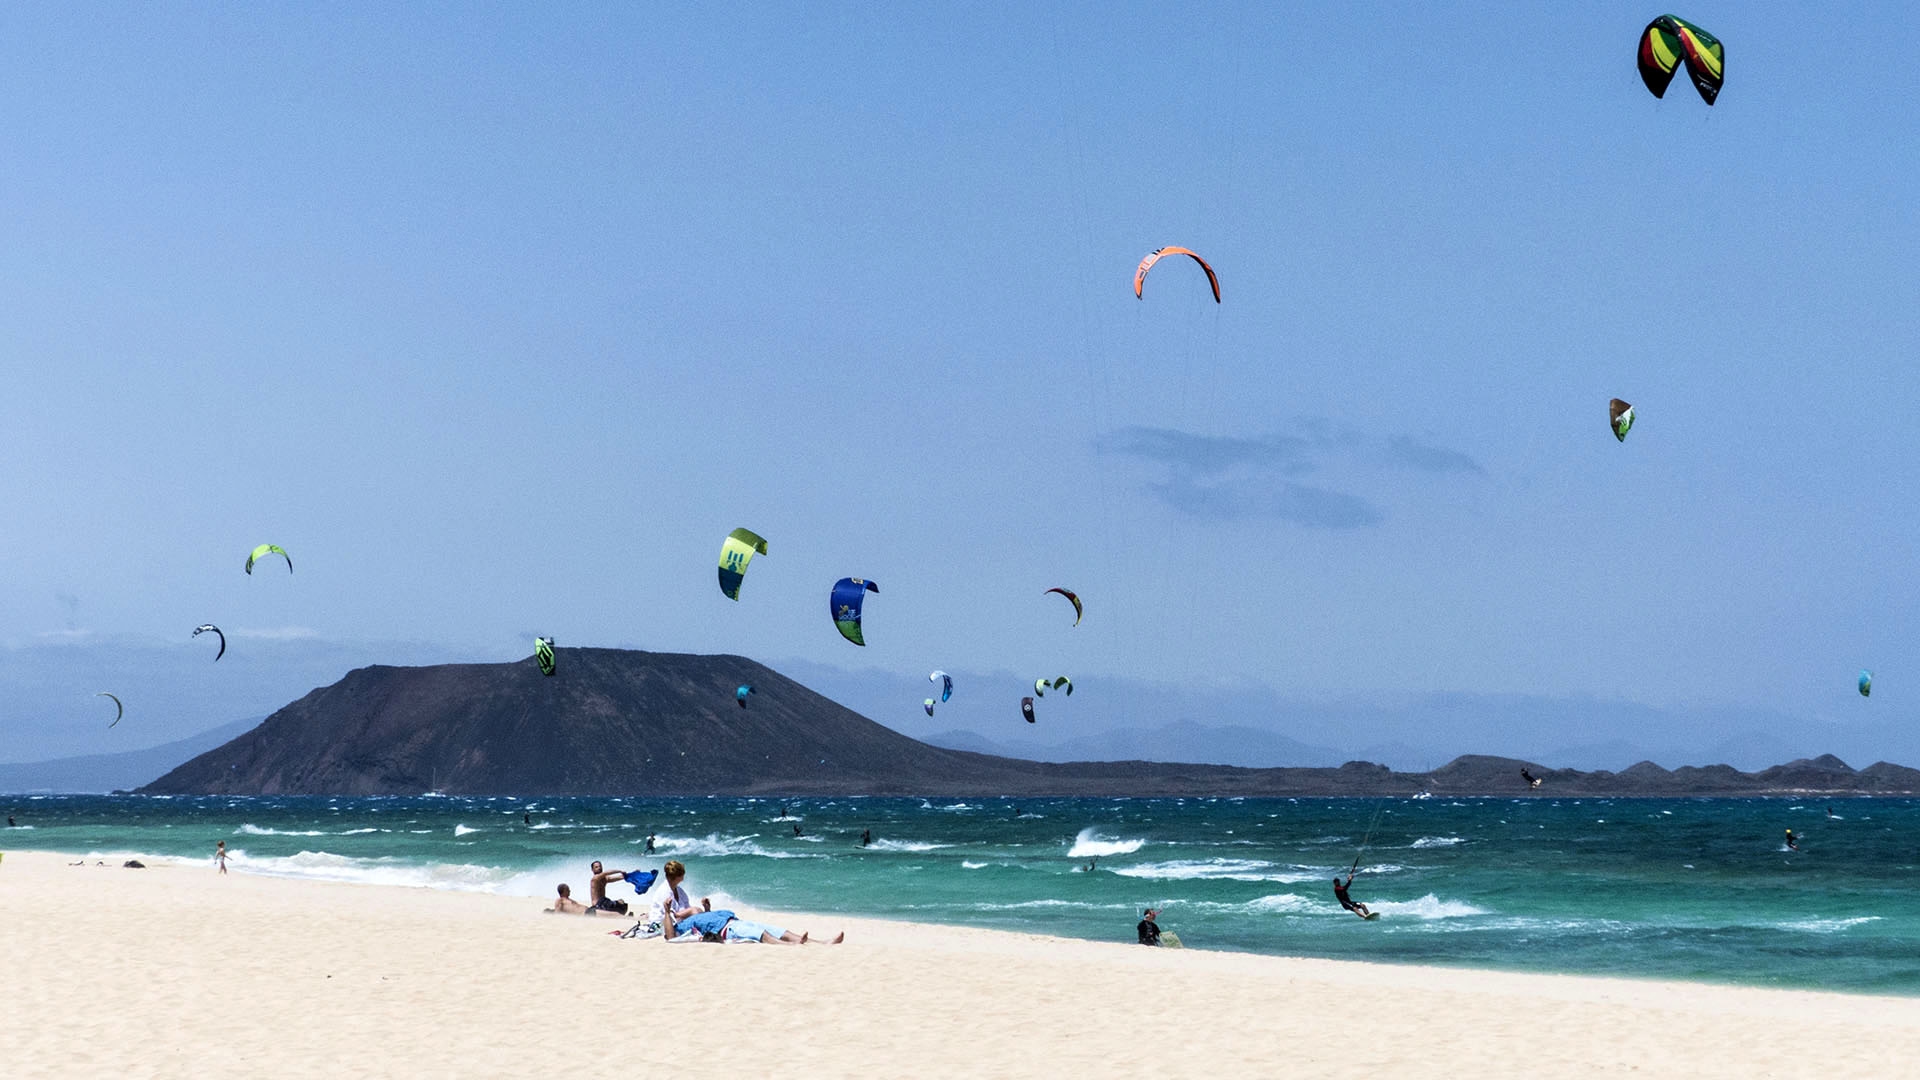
[{"x1": 3, "y1": 849, "x2": 1917, "y2": 1079}]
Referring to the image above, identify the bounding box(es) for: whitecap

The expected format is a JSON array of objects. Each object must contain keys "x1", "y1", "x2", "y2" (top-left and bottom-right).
[
  {"x1": 865, "y1": 839, "x2": 951, "y2": 853},
  {"x1": 1365, "y1": 893, "x2": 1486, "y2": 919},
  {"x1": 1409, "y1": 836, "x2": 1464, "y2": 848},
  {"x1": 1778, "y1": 916, "x2": 1881, "y2": 933},
  {"x1": 453, "y1": 824, "x2": 479, "y2": 837},
  {"x1": 237, "y1": 824, "x2": 327, "y2": 837},
  {"x1": 1067, "y1": 827, "x2": 1144, "y2": 858}
]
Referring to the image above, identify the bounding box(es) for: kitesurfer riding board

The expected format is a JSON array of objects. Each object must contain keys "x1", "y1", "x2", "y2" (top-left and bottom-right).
[{"x1": 1332, "y1": 872, "x2": 1373, "y2": 920}]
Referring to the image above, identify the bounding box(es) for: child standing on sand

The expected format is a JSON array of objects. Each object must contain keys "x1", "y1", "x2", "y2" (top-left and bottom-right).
[{"x1": 215, "y1": 840, "x2": 228, "y2": 875}]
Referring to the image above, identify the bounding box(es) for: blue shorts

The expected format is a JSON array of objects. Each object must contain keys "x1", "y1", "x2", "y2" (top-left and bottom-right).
[{"x1": 723, "y1": 919, "x2": 785, "y2": 943}]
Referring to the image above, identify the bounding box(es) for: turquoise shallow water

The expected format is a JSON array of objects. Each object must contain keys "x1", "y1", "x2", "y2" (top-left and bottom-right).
[{"x1": 8, "y1": 794, "x2": 1918, "y2": 994}]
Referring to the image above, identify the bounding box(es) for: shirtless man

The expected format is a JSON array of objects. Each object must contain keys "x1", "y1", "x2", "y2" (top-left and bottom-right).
[
  {"x1": 545, "y1": 883, "x2": 599, "y2": 915},
  {"x1": 588, "y1": 860, "x2": 630, "y2": 915}
]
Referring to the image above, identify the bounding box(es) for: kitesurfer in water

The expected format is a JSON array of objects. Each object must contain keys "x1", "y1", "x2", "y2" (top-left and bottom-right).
[
  {"x1": 1333, "y1": 872, "x2": 1372, "y2": 918},
  {"x1": 861, "y1": 829, "x2": 873, "y2": 847},
  {"x1": 793, "y1": 823, "x2": 803, "y2": 837},
  {"x1": 1521, "y1": 769, "x2": 1541, "y2": 790},
  {"x1": 1785, "y1": 829, "x2": 1800, "y2": 852}
]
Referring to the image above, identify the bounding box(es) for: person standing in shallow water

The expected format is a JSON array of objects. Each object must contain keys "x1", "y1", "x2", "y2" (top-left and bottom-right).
[{"x1": 215, "y1": 840, "x2": 228, "y2": 875}]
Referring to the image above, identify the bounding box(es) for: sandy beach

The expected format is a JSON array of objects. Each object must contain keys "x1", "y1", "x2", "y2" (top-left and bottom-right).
[{"x1": 3, "y1": 849, "x2": 1916, "y2": 1079}]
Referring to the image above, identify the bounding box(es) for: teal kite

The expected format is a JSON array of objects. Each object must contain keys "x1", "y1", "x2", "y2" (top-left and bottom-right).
[{"x1": 1860, "y1": 670, "x2": 1873, "y2": 698}]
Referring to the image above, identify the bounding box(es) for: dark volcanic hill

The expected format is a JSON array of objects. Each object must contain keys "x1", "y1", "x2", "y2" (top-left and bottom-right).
[{"x1": 139, "y1": 650, "x2": 1920, "y2": 797}]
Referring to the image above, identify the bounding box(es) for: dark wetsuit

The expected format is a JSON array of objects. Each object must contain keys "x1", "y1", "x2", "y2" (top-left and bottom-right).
[
  {"x1": 1137, "y1": 917, "x2": 1161, "y2": 946},
  {"x1": 1334, "y1": 878, "x2": 1364, "y2": 914}
]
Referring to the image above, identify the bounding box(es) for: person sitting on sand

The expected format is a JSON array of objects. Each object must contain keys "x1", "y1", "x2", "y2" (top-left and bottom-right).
[
  {"x1": 545, "y1": 883, "x2": 601, "y2": 915},
  {"x1": 1137, "y1": 908, "x2": 1162, "y2": 946},
  {"x1": 651, "y1": 859, "x2": 706, "y2": 925},
  {"x1": 1332, "y1": 873, "x2": 1371, "y2": 919},
  {"x1": 661, "y1": 907, "x2": 843, "y2": 945},
  {"x1": 588, "y1": 860, "x2": 631, "y2": 915}
]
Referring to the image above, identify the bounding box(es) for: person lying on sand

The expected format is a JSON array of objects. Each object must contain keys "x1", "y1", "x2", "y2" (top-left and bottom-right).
[
  {"x1": 588, "y1": 861, "x2": 631, "y2": 915},
  {"x1": 662, "y1": 908, "x2": 843, "y2": 945},
  {"x1": 546, "y1": 883, "x2": 600, "y2": 915}
]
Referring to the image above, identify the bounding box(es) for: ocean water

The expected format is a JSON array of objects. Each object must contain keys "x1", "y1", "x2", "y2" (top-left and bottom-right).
[{"x1": 8, "y1": 794, "x2": 1918, "y2": 994}]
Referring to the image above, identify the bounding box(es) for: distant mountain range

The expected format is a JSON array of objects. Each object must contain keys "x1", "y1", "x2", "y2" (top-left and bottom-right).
[
  {"x1": 0, "y1": 717, "x2": 259, "y2": 794},
  {"x1": 133, "y1": 649, "x2": 1920, "y2": 797}
]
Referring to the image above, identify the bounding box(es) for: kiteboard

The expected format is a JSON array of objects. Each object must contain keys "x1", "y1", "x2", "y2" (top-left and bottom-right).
[
  {"x1": 1159, "y1": 931, "x2": 1184, "y2": 949},
  {"x1": 1362, "y1": 912, "x2": 1380, "y2": 921}
]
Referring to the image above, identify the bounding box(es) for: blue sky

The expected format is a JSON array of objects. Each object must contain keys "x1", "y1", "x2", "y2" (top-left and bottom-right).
[{"x1": 5, "y1": 3, "x2": 1918, "y2": 768}]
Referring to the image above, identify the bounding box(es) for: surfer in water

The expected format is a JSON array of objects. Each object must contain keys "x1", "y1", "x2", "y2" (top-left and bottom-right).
[
  {"x1": 1332, "y1": 872, "x2": 1372, "y2": 919},
  {"x1": 861, "y1": 829, "x2": 873, "y2": 847},
  {"x1": 1520, "y1": 768, "x2": 1542, "y2": 790},
  {"x1": 1785, "y1": 828, "x2": 1800, "y2": 852}
]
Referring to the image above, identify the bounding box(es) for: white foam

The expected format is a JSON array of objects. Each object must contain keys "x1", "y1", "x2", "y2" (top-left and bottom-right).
[
  {"x1": 1245, "y1": 893, "x2": 1316, "y2": 913},
  {"x1": 1111, "y1": 858, "x2": 1300, "y2": 883},
  {"x1": 1067, "y1": 828, "x2": 1145, "y2": 858},
  {"x1": 1366, "y1": 893, "x2": 1487, "y2": 919},
  {"x1": 962, "y1": 861, "x2": 990, "y2": 869},
  {"x1": 453, "y1": 824, "x2": 480, "y2": 837},
  {"x1": 1409, "y1": 836, "x2": 1464, "y2": 848},
  {"x1": 236, "y1": 824, "x2": 327, "y2": 836},
  {"x1": 865, "y1": 839, "x2": 951, "y2": 853},
  {"x1": 649, "y1": 832, "x2": 819, "y2": 860},
  {"x1": 221, "y1": 848, "x2": 569, "y2": 897},
  {"x1": 1778, "y1": 916, "x2": 1881, "y2": 933}
]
